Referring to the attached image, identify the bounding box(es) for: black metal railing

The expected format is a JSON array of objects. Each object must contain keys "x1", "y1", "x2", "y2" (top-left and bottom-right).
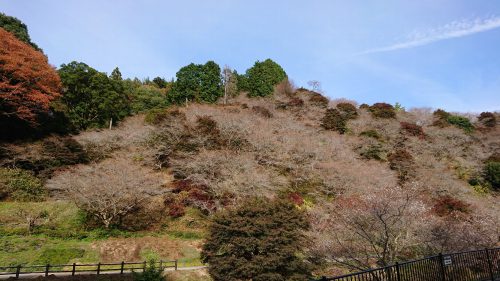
[
  {"x1": 0, "y1": 260, "x2": 177, "y2": 279},
  {"x1": 314, "y1": 247, "x2": 500, "y2": 281}
]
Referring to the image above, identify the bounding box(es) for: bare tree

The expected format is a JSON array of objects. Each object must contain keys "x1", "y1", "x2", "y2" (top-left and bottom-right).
[
  {"x1": 17, "y1": 207, "x2": 49, "y2": 235},
  {"x1": 307, "y1": 80, "x2": 322, "y2": 92},
  {"x1": 47, "y1": 158, "x2": 164, "y2": 229},
  {"x1": 310, "y1": 186, "x2": 430, "y2": 271},
  {"x1": 222, "y1": 65, "x2": 238, "y2": 104}
]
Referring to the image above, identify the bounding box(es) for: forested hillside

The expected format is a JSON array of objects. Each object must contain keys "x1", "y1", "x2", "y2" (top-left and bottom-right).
[{"x1": 0, "y1": 12, "x2": 499, "y2": 280}]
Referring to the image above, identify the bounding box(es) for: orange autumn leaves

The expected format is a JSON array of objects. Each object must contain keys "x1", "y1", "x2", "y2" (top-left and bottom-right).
[{"x1": 0, "y1": 27, "x2": 61, "y2": 125}]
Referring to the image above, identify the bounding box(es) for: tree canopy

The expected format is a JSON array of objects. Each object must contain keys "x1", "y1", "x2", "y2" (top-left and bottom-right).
[
  {"x1": 201, "y1": 198, "x2": 311, "y2": 281},
  {"x1": 0, "y1": 13, "x2": 41, "y2": 51},
  {"x1": 0, "y1": 28, "x2": 61, "y2": 137},
  {"x1": 169, "y1": 61, "x2": 223, "y2": 104},
  {"x1": 245, "y1": 59, "x2": 287, "y2": 97},
  {"x1": 58, "y1": 62, "x2": 130, "y2": 129}
]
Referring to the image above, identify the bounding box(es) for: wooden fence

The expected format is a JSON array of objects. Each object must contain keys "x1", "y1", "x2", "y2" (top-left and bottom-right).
[{"x1": 0, "y1": 260, "x2": 177, "y2": 279}]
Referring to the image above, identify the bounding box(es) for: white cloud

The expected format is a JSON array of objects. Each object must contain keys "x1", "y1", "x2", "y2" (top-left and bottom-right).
[{"x1": 360, "y1": 16, "x2": 500, "y2": 54}]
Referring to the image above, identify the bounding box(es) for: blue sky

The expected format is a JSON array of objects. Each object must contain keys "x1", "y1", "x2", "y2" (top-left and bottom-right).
[{"x1": 2, "y1": 0, "x2": 500, "y2": 112}]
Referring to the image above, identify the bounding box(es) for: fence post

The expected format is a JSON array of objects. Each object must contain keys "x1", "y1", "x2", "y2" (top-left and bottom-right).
[
  {"x1": 438, "y1": 253, "x2": 446, "y2": 281},
  {"x1": 321, "y1": 276, "x2": 327, "y2": 281},
  {"x1": 174, "y1": 260, "x2": 178, "y2": 271},
  {"x1": 395, "y1": 262, "x2": 401, "y2": 281},
  {"x1": 485, "y1": 248, "x2": 494, "y2": 281},
  {"x1": 143, "y1": 261, "x2": 147, "y2": 272},
  {"x1": 97, "y1": 262, "x2": 101, "y2": 275},
  {"x1": 159, "y1": 260, "x2": 163, "y2": 271},
  {"x1": 72, "y1": 263, "x2": 76, "y2": 276},
  {"x1": 15, "y1": 265, "x2": 21, "y2": 279},
  {"x1": 120, "y1": 261, "x2": 124, "y2": 274},
  {"x1": 45, "y1": 264, "x2": 50, "y2": 277}
]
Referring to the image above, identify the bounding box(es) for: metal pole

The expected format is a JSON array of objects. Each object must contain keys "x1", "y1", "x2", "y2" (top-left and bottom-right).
[
  {"x1": 438, "y1": 253, "x2": 446, "y2": 281},
  {"x1": 485, "y1": 248, "x2": 495, "y2": 281},
  {"x1": 15, "y1": 265, "x2": 21, "y2": 279},
  {"x1": 395, "y1": 262, "x2": 401, "y2": 281}
]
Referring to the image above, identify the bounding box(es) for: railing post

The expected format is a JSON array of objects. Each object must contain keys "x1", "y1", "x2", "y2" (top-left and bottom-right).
[
  {"x1": 321, "y1": 276, "x2": 327, "y2": 281},
  {"x1": 159, "y1": 260, "x2": 163, "y2": 271},
  {"x1": 45, "y1": 264, "x2": 50, "y2": 277},
  {"x1": 72, "y1": 263, "x2": 76, "y2": 276},
  {"x1": 485, "y1": 248, "x2": 494, "y2": 281},
  {"x1": 143, "y1": 261, "x2": 147, "y2": 272},
  {"x1": 15, "y1": 265, "x2": 21, "y2": 279},
  {"x1": 438, "y1": 253, "x2": 446, "y2": 281},
  {"x1": 97, "y1": 262, "x2": 101, "y2": 275},
  {"x1": 174, "y1": 260, "x2": 178, "y2": 271},
  {"x1": 395, "y1": 262, "x2": 401, "y2": 281},
  {"x1": 120, "y1": 261, "x2": 124, "y2": 274}
]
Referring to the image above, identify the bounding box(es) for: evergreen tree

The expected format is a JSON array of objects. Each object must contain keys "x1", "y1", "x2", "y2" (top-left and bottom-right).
[
  {"x1": 201, "y1": 198, "x2": 311, "y2": 281},
  {"x1": 245, "y1": 59, "x2": 287, "y2": 97},
  {"x1": 169, "y1": 61, "x2": 223, "y2": 104},
  {"x1": 58, "y1": 61, "x2": 130, "y2": 129},
  {"x1": 0, "y1": 13, "x2": 41, "y2": 51},
  {"x1": 110, "y1": 67, "x2": 123, "y2": 81}
]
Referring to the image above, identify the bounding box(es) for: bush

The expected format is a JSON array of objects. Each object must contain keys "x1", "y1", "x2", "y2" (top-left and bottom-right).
[
  {"x1": 432, "y1": 109, "x2": 451, "y2": 127},
  {"x1": 201, "y1": 198, "x2": 311, "y2": 281},
  {"x1": 400, "y1": 122, "x2": 425, "y2": 139},
  {"x1": 388, "y1": 149, "x2": 415, "y2": 183},
  {"x1": 359, "y1": 130, "x2": 382, "y2": 140},
  {"x1": 478, "y1": 112, "x2": 496, "y2": 128},
  {"x1": 336, "y1": 102, "x2": 358, "y2": 119},
  {"x1": 483, "y1": 161, "x2": 500, "y2": 190},
  {"x1": 447, "y1": 115, "x2": 474, "y2": 133},
  {"x1": 359, "y1": 103, "x2": 370, "y2": 109},
  {"x1": 321, "y1": 108, "x2": 347, "y2": 133},
  {"x1": 308, "y1": 92, "x2": 329, "y2": 108},
  {"x1": 0, "y1": 168, "x2": 45, "y2": 201},
  {"x1": 252, "y1": 106, "x2": 273, "y2": 118},
  {"x1": 369, "y1": 103, "x2": 396, "y2": 118},
  {"x1": 133, "y1": 259, "x2": 165, "y2": 281},
  {"x1": 275, "y1": 78, "x2": 295, "y2": 96},
  {"x1": 145, "y1": 108, "x2": 185, "y2": 125},
  {"x1": 360, "y1": 144, "x2": 386, "y2": 161},
  {"x1": 433, "y1": 195, "x2": 471, "y2": 217},
  {"x1": 245, "y1": 59, "x2": 287, "y2": 97}
]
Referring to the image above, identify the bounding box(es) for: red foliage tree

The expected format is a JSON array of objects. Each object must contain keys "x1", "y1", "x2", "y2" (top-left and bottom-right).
[{"x1": 0, "y1": 28, "x2": 61, "y2": 125}]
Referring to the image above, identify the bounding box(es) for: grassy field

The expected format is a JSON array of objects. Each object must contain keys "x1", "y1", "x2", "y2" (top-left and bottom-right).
[{"x1": 0, "y1": 201, "x2": 206, "y2": 268}]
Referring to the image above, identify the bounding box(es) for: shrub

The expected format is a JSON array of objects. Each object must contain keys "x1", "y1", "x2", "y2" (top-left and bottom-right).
[
  {"x1": 167, "y1": 203, "x2": 186, "y2": 218},
  {"x1": 433, "y1": 195, "x2": 471, "y2": 217},
  {"x1": 321, "y1": 108, "x2": 347, "y2": 133},
  {"x1": 359, "y1": 130, "x2": 382, "y2": 140},
  {"x1": 252, "y1": 106, "x2": 273, "y2": 118},
  {"x1": 388, "y1": 149, "x2": 415, "y2": 183},
  {"x1": 369, "y1": 103, "x2": 396, "y2": 118},
  {"x1": 336, "y1": 102, "x2": 358, "y2": 119},
  {"x1": 483, "y1": 161, "x2": 500, "y2": 190},
  {"x1": 145, "y1": 108, "x2": 185, "y2": 125},
  {"x1": 201, "y1": 198, "x2": 311, "y2": 281},
  {"x1": 288, "y1": 97, "x2": 305, "y2": 107},
  {"x1": 432, "y1": 109, "x2": 451, "y2": 127},
  {"x1": 133, "y1": 259, "x2": 166, "y2": 281},
  {"x1": 196, "y1": 115, "x2": 219, "y2": 135},
  {"x1": 400, "y1": 122, "x2": 425, "y2": 139},
  {"x1": 478, "y1": 112, "x2": 496, "y2": 128},
  {"x1": 0, "y1": 168, "x2": 45, "y2": 201},
  {"x1": 447, "y1": 115, "x2": 474, "y2": 133},
  {"x1": 275, "y1": 78, "x2": 296, "y2": 96},
  {"x1": 308, "y1": 92, "x2": 329, "y2": 107},
  {"x1": 245, "y1": 59, "x2": 287, "y2": 97},
  {"x1": 360, "y1": 144, "x2": 386, "y2": 161},
  {"x1": 359, "y1": 103, "x2": 370, "y2": 109}
]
